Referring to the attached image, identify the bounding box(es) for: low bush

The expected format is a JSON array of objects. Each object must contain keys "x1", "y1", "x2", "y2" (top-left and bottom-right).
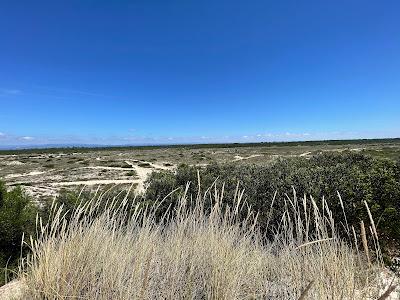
[
  {"x1": 144, "y1": 152, "x2": 400, "y2": 251},
  {"x1": 0, "y1": 182, "x2": 38, "y2": 285},
  {"x1": 125, "y1": 170, "x2": 137, "y2": 177},
  {"x1": 138, "y1": 162, "x2": 152, "y2": 168}
]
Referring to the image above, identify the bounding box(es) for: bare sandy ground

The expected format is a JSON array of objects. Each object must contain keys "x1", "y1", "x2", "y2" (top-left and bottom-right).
[
  {"x1": 51, "y1": 179, "x2": 139, "y2": 187},
  {"x1": 299, "y1": 151, "x2": 312, "y2": 157},
  {"x1": 124, "y1": 160, "x2": 174, "y2": 192},
  {"x1": 48, "y1": 161, "x2": 175, "y2": 194},
  {"x1": 232, "y1": 154, "x2": 262, "y2": 162},
  {"x1": 5, "y1": 171, "x2": 46, "y2": 179},
  {"x1": 4, "y1": 161, "x2": 24, "y2": 166}
]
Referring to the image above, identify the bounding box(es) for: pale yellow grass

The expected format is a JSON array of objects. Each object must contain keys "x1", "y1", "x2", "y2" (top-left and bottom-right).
[{"x1": 16, "y1": 182, "x2": 393, "y2": 299}]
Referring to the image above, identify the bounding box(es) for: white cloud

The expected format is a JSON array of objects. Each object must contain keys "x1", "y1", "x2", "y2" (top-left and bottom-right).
[{"x1": 21, "y1": 136, "x2": 35, "y2": 141}]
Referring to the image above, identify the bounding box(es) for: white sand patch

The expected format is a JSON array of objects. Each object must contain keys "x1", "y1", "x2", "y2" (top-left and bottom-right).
[
  {"x1": 5, "y1": 173, "x2": 23, "y2": 179},
  {"x1": 5, "y1": 160, "x2": 24, "y2": 166},
  {"x1": 232, "y1": 154, "x2": 262, "y2": 162},
  {"x1": 299, "y1": 151, "x2": 312, "y2": 157},
  {"x1": 51, "y1": 179, "x2": 139, "y2": 187},
  {"x1": 196, "y1": 163, "x2": 208, "y2": 167},
  {"x1": 5, "y1": 171, "x2": 46, "y2": 179},
  {"x1": 28, "y1": 171, "x2": 46, "y2": 176},
  {"x1": 26, "y1": 155, "x2": 47, "y2": 159}
]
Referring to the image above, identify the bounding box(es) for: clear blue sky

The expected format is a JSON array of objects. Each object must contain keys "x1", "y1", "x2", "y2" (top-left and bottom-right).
[{"x1": 1, "y1": 1, "x2": 399, "y2": 146}]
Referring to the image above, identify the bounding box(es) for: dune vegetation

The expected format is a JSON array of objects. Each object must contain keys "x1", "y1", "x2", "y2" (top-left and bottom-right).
[
  {"x1": 0, "y1": 151, "x2": 399, "y2": 299},
  {"x1": 15, "y1": 181, "x2": 397, "y2": 299}
]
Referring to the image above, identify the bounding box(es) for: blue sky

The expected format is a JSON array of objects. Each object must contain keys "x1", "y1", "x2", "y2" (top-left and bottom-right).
[{"x1": 1, "y1": 1, "x2": 399, "y2": 146}]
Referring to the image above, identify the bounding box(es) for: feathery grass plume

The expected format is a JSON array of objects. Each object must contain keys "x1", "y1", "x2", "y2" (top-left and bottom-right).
[
  {"x1": 364, "y1": 200, "x2": 384, "y2": 266},
  {"x1": 337, "y1": 191, "x2": 350, "y2": 238},
  {"x1": 17, "y1": 183, "x2": 388, "y2": 299}
]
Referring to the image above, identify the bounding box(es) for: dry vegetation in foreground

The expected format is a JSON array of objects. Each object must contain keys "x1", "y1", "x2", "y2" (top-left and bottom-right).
[{"x1": 15, "y1": 182, "x2": 398, "y2": 299}]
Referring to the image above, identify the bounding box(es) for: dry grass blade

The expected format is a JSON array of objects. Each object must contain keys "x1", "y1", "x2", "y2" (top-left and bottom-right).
[
  {"x1": 377, "y1": 283, "x2": 397, "y2": 300},
  {"x1": 298, "y1": 280, "x2": 314, "y2": 300},
  {"x1": 295, "y1": 238, "x2": 333, "y2": 249}
]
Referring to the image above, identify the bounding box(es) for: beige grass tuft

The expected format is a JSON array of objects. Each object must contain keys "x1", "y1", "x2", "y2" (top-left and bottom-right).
[{"x1": 17, "y1": 183, "x2": 390, "y2": 299}]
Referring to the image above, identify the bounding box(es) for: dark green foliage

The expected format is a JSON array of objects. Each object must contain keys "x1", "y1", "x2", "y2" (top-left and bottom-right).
[
  {"x1": 144, "y1": 152, "x2": 400, "y2": 249},
  {"x1": 45, "y1": 189, "x2": 89, "y2": 221},
  {"x1": 107, "y1": 161, "x2": 131, "y2": 168},
  {"x1": 138, "y1": 162, "x2": 151, "y2": 168},
  {"x1": 0, "y1": 182, "x2": 38, "y2": 285}
]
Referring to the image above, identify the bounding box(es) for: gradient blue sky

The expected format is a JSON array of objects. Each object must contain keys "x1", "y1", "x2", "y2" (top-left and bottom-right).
[{"x1": 1, "y1": 1, "x2": 399, "y2": 146}]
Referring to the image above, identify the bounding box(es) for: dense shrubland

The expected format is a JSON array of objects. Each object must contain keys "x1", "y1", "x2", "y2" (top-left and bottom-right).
[{"x1": 144, "y1": 152, "x2": 400, "y2": 255}]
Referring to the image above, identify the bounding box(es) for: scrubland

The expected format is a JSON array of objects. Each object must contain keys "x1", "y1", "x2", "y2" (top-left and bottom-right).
[{"x1": 0, "y1": 142, "x2": 400, "y2": 299}]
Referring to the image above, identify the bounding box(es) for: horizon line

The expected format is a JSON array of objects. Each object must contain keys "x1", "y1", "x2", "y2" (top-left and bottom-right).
[{"x1": 1, "y1": 137, "x2": 399, "y2": 152}]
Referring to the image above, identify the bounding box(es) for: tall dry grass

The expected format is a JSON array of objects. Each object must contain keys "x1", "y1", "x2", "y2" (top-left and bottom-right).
[{"x1": 17, "y1": 182, "x2": 392, "y2": 299}]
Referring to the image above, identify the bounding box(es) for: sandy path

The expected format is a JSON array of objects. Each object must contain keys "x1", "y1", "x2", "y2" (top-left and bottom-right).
[
  {"x1": 232, "y1": 154, "x2": 262, "y2": 162},
  {"x1": 124, "y1": 161, "x2": 154, "y2": 192},
  {"x1": 124, "y1": 161, "x2": 175, "y2": 192}
]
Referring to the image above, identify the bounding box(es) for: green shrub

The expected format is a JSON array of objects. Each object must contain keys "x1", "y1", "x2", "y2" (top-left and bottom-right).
[
  {"x1": 125, "y1": 171, "x2": 137, "y2": 177},
  {"x1": 144, "y1": 152, "x2": 400, "y2": 250},
  {"x1": 0, "y1": 181, "x2": 38, "y2": 285},
  {"x1": 138, "y1": 162, "x2": 151, "y2": 168}
]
